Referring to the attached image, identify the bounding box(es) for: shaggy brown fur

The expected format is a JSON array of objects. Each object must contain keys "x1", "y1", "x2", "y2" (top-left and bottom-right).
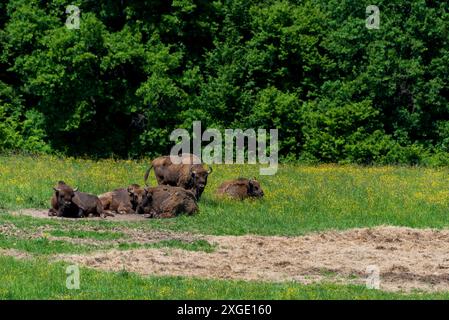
[
  {"x1": 138, "y1": 185, "x2": 199, "y2": 218},
  {"x1": 217, "y1": 178, "x2": 264, "y2": 200},
  {"x1": 99, "y1": 184, "x2": 146, "y2": 215},
  {"x1": 49, "y1": 181, "x2": 112, "y2": 218},
  {"x1": 143, "y1": 153, "x2": 212, "y2": 200}
]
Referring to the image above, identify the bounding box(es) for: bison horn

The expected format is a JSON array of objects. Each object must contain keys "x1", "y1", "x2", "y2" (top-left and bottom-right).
[
  {"x1": 73, "y1": 187, "x2": 78, "y2": 192},
  {"x1": 207, "y1": 165, "x2": 213, "y2": 174},
  {"x1": 53, "y1": 187, "x2": 60, "y2": 193}
]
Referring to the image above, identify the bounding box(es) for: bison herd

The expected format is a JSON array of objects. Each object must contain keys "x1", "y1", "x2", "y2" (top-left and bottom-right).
[{"x1": 48, "y1": 154, "x2": 265, "y2": 219}]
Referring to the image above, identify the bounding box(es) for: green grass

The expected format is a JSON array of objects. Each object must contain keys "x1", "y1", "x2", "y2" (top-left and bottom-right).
[
  {"x1": 0, "y1": 233, "x2": 215, "y2": 255},
  {"x1": 0, "y1": 234, "x2": 94, "y2": 255},
  {"x1": 49, "y1": 229, "x2": 125, "y2": 241},
  {"x1": 0, "y1": 214, "x2": 216, "y2": 255},
  {"x1": 1, "y1": 154, "x2": 448, "y2": 236},
  {"x1": 1, "y1": 154, "x2": 449, "y2": 299},
  {"x1": 1, "y1": 256, "x2": 448, "y2": 300},
  {"x1": 0, "y1": 217, "x2": 217, "y2": 256}
]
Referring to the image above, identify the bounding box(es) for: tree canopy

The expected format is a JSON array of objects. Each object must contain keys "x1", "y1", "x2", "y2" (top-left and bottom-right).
[{"x1": 0, "y1": 0, "x2": 448, "y2": 165}]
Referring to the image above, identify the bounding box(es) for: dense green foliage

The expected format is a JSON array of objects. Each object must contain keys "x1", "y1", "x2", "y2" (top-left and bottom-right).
[{"x1": 0, "y1": 0, "x2": 448, "y2": 164}]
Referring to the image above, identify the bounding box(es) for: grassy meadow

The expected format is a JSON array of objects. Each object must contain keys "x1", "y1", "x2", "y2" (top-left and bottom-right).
[
  {"x1": 0, "y1": 154, "x2": 448, "y2": 235},
  {"x1": 0, "y1": 154, "x2": 449, "y2": 299}
]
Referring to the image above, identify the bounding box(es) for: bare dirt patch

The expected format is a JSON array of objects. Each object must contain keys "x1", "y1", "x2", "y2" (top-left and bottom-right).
[
  {"x1": 0, "y1": 248, "x2": 32, "y2": 260},
  {"x1": 12, "y1": 209, "x2": 149, "y2": 222},
  {"x1": 58, "y1": 226, "x2": 449, "y2": 293},
  {"x1": 7, "y1": 209, "x2": 203, "y2": 247},
  {"x1": 7, "y1": 210, "x2": 449, "y2": 293}
]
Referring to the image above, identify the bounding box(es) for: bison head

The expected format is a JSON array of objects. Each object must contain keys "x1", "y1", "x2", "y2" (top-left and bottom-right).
[
  {"x1": 136, "y1": 187, "x2": 154, "y2": 214},
  {"x1": 53, "y1": 182, "x2": 78, "y2": 209},
  {"x1": 190, "y1": 165, "x2": 212, "y2": 200},
  {"x1": 127, "y1": 184, "x2": 145, "y2": 210},
  {"x1": 248, "y1": 178, "x2": 264, "y2": 198}
]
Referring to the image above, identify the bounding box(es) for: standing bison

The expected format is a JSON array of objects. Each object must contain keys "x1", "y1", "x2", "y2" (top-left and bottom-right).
[
  {"x1": 137, "y1": 185, "x2": 199, "y2": 218},
  {"x1": 217, "y1": 178, "x2": 264, "y2": 200},
  {"x1": 144, "y1": 153, "x2": 212, "y2": 200},
  {"x1": 49, "y1": 181, "x2": 112, "y2": 218}
]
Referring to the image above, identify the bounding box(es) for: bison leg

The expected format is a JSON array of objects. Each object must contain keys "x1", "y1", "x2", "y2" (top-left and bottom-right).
[
  {"x1": 48, "y1": 208, "x2": 58, "y2": 217},
  {"x1": 157, "y1": 200, "x2": 178, "y2": 219},
  {"x1": 103, "y1": 209, "x2": 115, "y2": 216},
  {"x1": 158, "y1": 211, "x2": 177, "y2": 219},
  {"x1": 104, "y1": 211, "x2": 115, "y2": 218},
  {"x1": 136, "y1": 206, "x2": 145, "y2": 215},
  {"x1": 117, "y1": 203, "x2": 134, "y2": 215},
  {"x1": 121, "y1": 208, "x2": 135, "y2": 214},
  {"x1": 98, "y1": 203, "x2": 114, "y2": 218},
  {"x1": 142, "y1": 208, "x2": 160, "y2": 219},
  {"x1": 77, "y1": 208, "x2": 85, "y2": 218},
  {"x1": 151, "y1": 210, "x2": 176, "y2": 219},
  {"x1": 186, "y1": 203, "x2": 199, "y2": 216},
  {"x1": 148, "y1": 209, "x2": 157, "y2": 218}
]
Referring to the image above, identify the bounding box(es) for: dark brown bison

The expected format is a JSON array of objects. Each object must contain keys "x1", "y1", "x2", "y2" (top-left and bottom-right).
[
  {"x1": 49, "y1": 181, "x2": 112, "y2": 218},
  {"x1": 137, "y1": 185, "x2": 199, "y2": 218},
  {"x1": 143, "y1": 153, "x2": 212, "y2": 200},
  {"x1": 98, "y1": 184, "x2": 145, "y2": 215},
  {"x1": 127, "y1": 183, "x2": 146, "y2": 209},
  {"x1": 217, "y1": 178, "x2": 264, "y2": 200}
]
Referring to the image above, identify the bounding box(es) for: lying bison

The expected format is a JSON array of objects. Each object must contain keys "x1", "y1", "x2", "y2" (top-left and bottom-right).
[
  {"x1": 137, "y1": 185, "x2": 199, "y2": 218},
  {"x1": 98, "y1": 184, "x2": 145, "y2": 215},
  {"x1": 49, "y1": 181, "x2": 112, "y2": 218},
  {"x1": 217, "y1": 178, "x2": 264, "y2": 200},
  {"x1": 144, "y1": 153, "x2": 212, "y2": 200}
]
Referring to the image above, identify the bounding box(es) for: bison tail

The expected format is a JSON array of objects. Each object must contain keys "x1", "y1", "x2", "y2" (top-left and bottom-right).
[{"x1": 143, "y1": 164, "x2": 153, "y2": 187}]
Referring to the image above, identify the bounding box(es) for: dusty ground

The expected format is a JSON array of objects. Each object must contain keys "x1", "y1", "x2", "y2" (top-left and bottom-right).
[
  {"x1": 12, "y1": 208, "x2": 149, "y2": 222},
  {"x1": 7, "y1": 209, "x2": 204, "y2": 246},
  {"x1": 7, "y1": 209, "x2": 449, "y2": 293},
  {"x1": 56, "y1": 226, "x2": 449, "y2": 293}
]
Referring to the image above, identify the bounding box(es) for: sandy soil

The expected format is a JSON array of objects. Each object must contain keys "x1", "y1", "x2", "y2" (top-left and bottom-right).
[
  {"x1": 12, "y1": 208, "x2": 149, "y2": 222},
  {"x1": 54, "y1": 226, "x2": 449, "y2": 293}
]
